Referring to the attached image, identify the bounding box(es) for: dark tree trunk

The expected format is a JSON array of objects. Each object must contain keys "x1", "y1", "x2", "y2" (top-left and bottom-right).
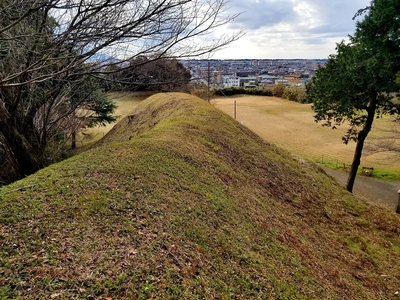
[
  {"x1": 71, "y1": 131, "x2": 76, "y2": 149},
  {"x1": 346, "y1": 131, "x2": 367, "y2": 193},
  {"x1": 346, "y1": 94, "x2": 377, "y2": 193},
  {"x1": 396, "y1": 194, "x2": 400, "y2": 214},
  {"x1": 0, "y1": 118, "x2": 45, "y2": 180}
]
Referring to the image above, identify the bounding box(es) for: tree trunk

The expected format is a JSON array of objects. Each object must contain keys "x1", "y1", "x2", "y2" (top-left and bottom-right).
[
  {"x1": 346, "y1": 95, "x2": 377, "y2": 193},
  {"x1": 396, "y1": 191, "x2": 400, "y2": 214},
  {"x1": 0, "y1": 121, "x2": 45, "y2": 179},
  {"x1": 71, "y1": 131, "x2": 76, "y2": 149},
  {"x1": 346, "y1": 131, "x2": 367, "y2": 193}
]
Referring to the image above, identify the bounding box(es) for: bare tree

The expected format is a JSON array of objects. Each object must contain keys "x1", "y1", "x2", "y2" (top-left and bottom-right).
[{"x1": 0, "y1": 0, "x2": 243, "y2": 184}]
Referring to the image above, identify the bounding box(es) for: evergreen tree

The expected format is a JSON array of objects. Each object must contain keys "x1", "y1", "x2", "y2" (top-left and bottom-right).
[{"x1": 305, "y1": 0, "x2": 400, "y2": 192}]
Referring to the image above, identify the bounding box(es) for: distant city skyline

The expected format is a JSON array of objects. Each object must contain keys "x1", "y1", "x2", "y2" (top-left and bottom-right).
[
  {"x1": 183, "y1": 58, "x2": 323, "y2": 89},
  {"x1": 210, "y1": 0, "x2": 371, "y2": 60}
]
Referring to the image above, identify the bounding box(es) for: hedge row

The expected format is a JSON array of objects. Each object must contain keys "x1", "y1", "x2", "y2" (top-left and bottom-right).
[{"x1": 214, "y1": 87, "x2": 273, "y2": 96}]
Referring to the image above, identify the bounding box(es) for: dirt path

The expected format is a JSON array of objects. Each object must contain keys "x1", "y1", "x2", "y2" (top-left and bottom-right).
[{"x1": 322, "y1": 167, "x2": 400, "y2": 212}]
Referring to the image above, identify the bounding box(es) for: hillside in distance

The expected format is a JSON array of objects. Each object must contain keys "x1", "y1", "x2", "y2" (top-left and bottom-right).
[{"x1": 1, "y1": 93, "x2": 400, "y2": 299}]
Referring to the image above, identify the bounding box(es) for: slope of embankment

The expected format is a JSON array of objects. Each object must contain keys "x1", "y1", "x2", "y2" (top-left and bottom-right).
[{"x1": 1, "y1": 92, "x2": 400, "y2": 298}]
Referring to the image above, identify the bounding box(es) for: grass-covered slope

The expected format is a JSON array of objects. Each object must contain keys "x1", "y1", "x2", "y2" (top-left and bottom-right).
[{"x1": 1, "y1": 93, "x2": 400, "y2": 299}]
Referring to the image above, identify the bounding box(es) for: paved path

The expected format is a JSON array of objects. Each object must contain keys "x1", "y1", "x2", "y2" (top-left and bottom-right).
[{"x1": 322, "y1": 167, "x2": 400, "y2": 212}]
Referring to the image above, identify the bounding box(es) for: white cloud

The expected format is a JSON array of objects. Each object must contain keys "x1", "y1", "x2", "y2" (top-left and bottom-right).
[{"x1": 212, "y1": 0, "x2": 371, "y2": 58}]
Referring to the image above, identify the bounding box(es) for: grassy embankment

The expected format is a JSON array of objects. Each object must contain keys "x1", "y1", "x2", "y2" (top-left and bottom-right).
[
  {"x1": 213, "y1": 94, "x2": 400, "y2": 181},
  {"x1": 1, "y1": 92, "x2": 400, "y2": 298},
  {"x1": 75, "y1": 92, "x2": 154, "y2": 146}
]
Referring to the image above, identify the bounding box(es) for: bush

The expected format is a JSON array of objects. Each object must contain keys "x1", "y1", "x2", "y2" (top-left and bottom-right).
[
  {"x1": 213, "y1": 85, "x2": 308, "y2": 104},
  {"x1": 282, "y1": 88, "x2": 297, "y2": 101},
  {"x1": 282, "y1": 87, "x2": 307, "y2": 103},
  {"x1": 296, "y1": 88, "x2": 307, "y2": 103},
  {"x1": 190, "y1": 85, "x2": 214, "y2": 101},
  {"x1": 272, "y1": 83, "x2": 286, "y2": 97},
  {"x1": 214, "y1": 87, "x2": 272, "y2": 96}
]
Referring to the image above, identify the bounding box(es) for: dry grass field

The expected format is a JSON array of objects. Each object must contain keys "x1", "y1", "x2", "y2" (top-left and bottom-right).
[{"x1": 212, "y1": 95, "x2": 400, "y2": 178}]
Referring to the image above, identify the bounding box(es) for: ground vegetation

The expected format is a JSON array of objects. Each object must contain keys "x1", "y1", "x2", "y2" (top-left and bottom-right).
[{"x1": 1, "y1": 93, "x2": 400, "y2": 298}]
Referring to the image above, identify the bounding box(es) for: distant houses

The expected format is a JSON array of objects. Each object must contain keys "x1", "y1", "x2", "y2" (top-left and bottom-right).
[
  {"x1": 221, "y1": 74, "x2": 298, "y2": 88},
  {"x1": 182, "y1": 58, "x2": 322, "y2": 88},
  {"x1": 258, "y1": 75, "x2": 278, "y2": 87},
  {"x1": 274, "y1": 79, "x2": 289, "y2": 86}
]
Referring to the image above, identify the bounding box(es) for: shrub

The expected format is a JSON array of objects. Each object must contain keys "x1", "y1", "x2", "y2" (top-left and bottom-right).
[
  {"x1": 296, "y1": 88, "x2": 307, "y2": 103},
  {"x1": 272, "y1": 83, "x2": 286, "y2": 97},
  {"x1": 190, "y1": 86, "x2": 214, "y2": 101},
  {"x1": 214, "y1": 87, "x2": 272, "y2": 96},
  {"x1": 282, "y1": 88, "x2": 297, "y2": 101},
  {"x1": 282, "y1": 87, "x2": 307, "y2": 103}
]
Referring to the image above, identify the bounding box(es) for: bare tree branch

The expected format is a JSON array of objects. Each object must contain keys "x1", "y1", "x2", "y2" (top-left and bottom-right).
[{"x1": 0, "y1": 0, "x2": 243, "y2": 184}]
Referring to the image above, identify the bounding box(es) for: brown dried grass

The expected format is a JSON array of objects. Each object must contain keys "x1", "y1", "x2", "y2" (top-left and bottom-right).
[{"x1": 213, "y1": 95, "x2": 400, "y2": 173}]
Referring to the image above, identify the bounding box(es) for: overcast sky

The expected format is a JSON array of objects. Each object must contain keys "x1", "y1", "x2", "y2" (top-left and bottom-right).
[{"x1": 212, "y1": 0, "x2": 371, "y2": 59}]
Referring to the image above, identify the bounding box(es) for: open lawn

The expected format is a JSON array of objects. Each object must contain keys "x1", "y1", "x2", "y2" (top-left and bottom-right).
[{"x1": 213, "y1": 95, "x2": 400, "y2": 179}]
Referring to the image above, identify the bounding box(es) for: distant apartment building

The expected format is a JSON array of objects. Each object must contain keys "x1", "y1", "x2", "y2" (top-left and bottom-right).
[
  {"x1": 244, "y1": 80, "x2": 257, "y2": 88},
  {"x1": 240, "y1": 76, "x2": 258, "y2": 87},
  {"x1": 200, "y1": 70, "x2": 223, "y2": 85},
  {"x1": 275, "y1": 79, "x2": 289, "y2": 86},
  {"x1": 235, "y1": 71, "x2": 256, "y2": 77},
  {"x1": 257, "y1": 75, "x2": 278, "y2": 87},
  {"x1": 222, "y1": 75, "x2": 240, "y2": 88},
  {"x1": 214, "y1": 71, "x2": 223, "y2": 85}
]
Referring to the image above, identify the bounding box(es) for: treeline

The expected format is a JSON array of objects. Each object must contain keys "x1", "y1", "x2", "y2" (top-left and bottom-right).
[
  {"x1": 213, "y1": 83, "x2": 308, "y2": 103},
  {"x1": 104, "y1": 56, "x2": 192, "y2": 92}
]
